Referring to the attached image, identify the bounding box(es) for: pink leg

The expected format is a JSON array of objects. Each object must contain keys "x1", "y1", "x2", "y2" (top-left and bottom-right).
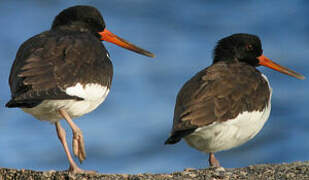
[
  {"x1": 209, "y1": 153, "x2": 220, "y2": 167},
  {"x1": 55, "y1": 121, "x2": 94, "y2": 174},
  {"x1": 58, "y1": 109, "x2": 86, "y2": 163}
]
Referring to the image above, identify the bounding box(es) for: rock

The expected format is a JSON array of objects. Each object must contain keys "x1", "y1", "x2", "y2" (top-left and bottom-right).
[{"x1": 0, "y1": 161, "x2": 308, "y2": 180}]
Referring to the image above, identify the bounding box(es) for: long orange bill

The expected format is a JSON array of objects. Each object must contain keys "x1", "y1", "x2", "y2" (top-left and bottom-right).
[
  {"x1": 98, "y1": 29, "x2": 155, "y2": 58},
  {"x1": 257, "y1": 55, "x2": 305, "y2": 80}
]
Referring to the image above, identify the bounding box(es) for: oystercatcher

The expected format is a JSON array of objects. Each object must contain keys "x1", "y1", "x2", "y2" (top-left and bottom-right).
[
  {"x1": 6, "y1": 5, "x2": 154, "y2": 173},
  {"x1": 165, "y1": 33, "x2": 304, "y2": 167}
]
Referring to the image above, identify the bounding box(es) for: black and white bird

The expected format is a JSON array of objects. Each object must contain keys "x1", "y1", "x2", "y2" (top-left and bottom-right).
[
  {"x1": 6, "y1": 5, "x2": 154, "y2": 173},
  {"x1": 165, "y1": 33, "x2": 304, "y2": 167}
]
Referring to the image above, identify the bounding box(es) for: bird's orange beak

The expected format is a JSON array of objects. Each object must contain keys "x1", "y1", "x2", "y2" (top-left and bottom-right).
[
  {"x1": 98, "y1": 29, "x2": 155, "y2": 58},
  {"x1": 257, "y1": 55, "x2": 305, "y2": 80}
]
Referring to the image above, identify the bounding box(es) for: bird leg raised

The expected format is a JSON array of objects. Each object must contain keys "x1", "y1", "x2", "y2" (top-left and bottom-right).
[
  {"x1": 55, "y1": 121, "x2": 92, "y2": 174},
  {"x1": 58, "y1": 109, "x2": 86, "y2": 163}
]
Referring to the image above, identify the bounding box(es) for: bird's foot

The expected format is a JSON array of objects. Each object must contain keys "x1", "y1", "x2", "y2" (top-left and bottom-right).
[
  {"x1": 72, "y1": 127, "x2": 86, "y2": 163},
  {"x1": 68, "y1": 165, "x2": 96, "y2": 175}
]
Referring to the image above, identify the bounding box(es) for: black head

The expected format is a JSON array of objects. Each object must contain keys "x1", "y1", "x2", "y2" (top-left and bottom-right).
[
  {"x1": 51, "y1": 5, "x2": 154, "y2": 57},
  {"x1": 213, "y1": 33, "x2": 263, "y2": 66},
  {"x1": 51, "y1": 5, "x2": 105, "y2": 33},
  {"x1": 213, "y1": 33, "x2": 304, "y2": 79}
]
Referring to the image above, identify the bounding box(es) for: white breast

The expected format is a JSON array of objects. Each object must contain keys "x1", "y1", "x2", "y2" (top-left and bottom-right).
[
  {"x1": 22, "y1": 83, "x2": 110, "y2": 123},
  {"x1": 184, "y1": 74, "x2": 272, "y2": 153}
]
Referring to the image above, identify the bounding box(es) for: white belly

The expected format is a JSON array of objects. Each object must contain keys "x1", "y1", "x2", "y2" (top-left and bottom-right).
[
  {"x1": 185, "y1": 74, "x2": 272, "y2": 153},
  {"x1": 22, "y1": 83, "x2": 110, "y2": 123}
]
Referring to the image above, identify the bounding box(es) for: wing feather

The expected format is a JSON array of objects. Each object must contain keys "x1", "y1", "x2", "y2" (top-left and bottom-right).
[
  {"x1": 167, "y1": 62, "x2": 270, "y2": 142},
  {"x1": 7, "y1": 30, "x2": 113, "y2": 108}
]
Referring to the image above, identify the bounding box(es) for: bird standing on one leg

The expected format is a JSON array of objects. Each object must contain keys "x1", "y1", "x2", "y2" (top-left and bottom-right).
[
  {"x1": 6, "y1": 5, "x2": 154, "y2": 174},
  {"x1": 165, "y1": 33, "x2": 304, "y2": 167}
]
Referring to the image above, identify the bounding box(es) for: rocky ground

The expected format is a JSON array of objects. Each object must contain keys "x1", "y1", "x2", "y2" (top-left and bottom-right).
[{"x1": 0, "y1": 161, "x2": 309, "y2": 180}]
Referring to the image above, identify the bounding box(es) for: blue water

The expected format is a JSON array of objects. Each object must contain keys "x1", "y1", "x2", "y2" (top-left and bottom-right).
[{"x1": 0, "y1": 0, "x2": 308, "y2": 174}]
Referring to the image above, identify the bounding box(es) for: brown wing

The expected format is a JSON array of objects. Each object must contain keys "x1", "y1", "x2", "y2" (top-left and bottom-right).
[
  {"x1": 165, "y1": 61, "x2": 270, "y2": 144},
  {"x1": 7, "y1": 30, "x2": 113, "y2": 108}
]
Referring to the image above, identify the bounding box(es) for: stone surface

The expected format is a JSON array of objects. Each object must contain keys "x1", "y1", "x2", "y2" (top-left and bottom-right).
[{"x1": 0, "y1": 161, "x2": 309, "y2": 180}]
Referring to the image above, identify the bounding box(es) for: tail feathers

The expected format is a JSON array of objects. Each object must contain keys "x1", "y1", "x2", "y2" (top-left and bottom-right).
[
  {"x1": 164, "y1": 136, "x2": 181, "y2": 144},
  {"x1": 164, "y1": 128, "x2": 197, "y2": 145},
  {"x1": 6, "y1": 99, "x2": 42, "y2": 108}
]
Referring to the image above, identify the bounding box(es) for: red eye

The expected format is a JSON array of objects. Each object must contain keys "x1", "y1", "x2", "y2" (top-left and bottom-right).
[{"x1": 246, "y1": 44, "x2": 253, "y2": 51}]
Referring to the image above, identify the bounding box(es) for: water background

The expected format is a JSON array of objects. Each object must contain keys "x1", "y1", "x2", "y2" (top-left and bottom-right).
[{"x1": 0, "y1": 0, "x2": 308, "y2": 174}]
